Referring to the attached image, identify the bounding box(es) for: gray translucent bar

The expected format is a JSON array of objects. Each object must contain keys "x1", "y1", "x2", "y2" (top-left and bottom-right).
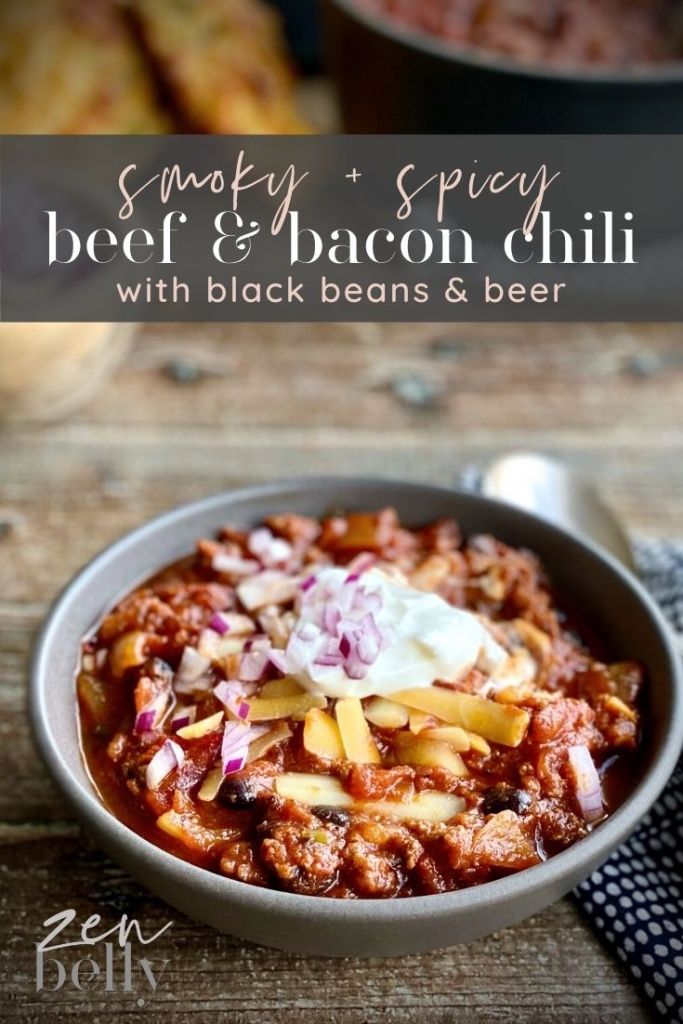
[{"x1": 1, "y1": 135, "x2": 682, "y2": 322}]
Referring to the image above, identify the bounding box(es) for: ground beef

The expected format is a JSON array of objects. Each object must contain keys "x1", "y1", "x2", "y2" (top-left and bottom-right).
[
  {"x1": 536, "y1": 798, "x2": 587, "y2": 849},
  {"x1": 413, "y1": 852, "x2": 451, "y2": 894},
  {"x1": 592, "y1": 695, "x2": 639, "y2": 749},
  {"x1": 265, "y1": 513, "x2": 321, "y2": 548},
  {"x1": 98, "y1": 591, "x2": 179, "y2": 644},
  {"x1": 342, "y1": 820, "x2": 424, "y2": 898},
  {"x1": 345, "y1": 764, "x2": 415, "y2": 801},
  {"x1": 259, "y1": 820, "x2": 345, "y2": 895},
  {"x1": 220, "y1": 840, "x2": 271, "y2": 887}
]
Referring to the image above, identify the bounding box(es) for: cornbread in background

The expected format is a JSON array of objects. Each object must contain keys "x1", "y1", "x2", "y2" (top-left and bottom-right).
[
  {"x1": 131, "y1": 0, "x2": 309, "y2": 133},
  {"x1": 0, "y1": 0, "x2": 308, "y2": 134},
  {"x1": 0, "y1": 0, "x2": 168, "y2": 134}
]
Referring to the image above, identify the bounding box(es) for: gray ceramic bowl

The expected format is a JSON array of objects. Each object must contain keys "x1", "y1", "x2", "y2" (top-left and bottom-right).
[{"x1": 30, "y1": 478, "x2": 683, "y2": 957}]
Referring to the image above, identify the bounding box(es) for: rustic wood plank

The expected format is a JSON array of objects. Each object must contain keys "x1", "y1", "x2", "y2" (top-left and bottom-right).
[
  {"x1": 68, "y1": 323, "x2": 683, "y2": 429},
  {"x1": 1, "y1": 836, "x2": 654, "y2": 1024},
  {"x1": 1, "y1": 433, "x2": 681, "y2": 606},
  {"x1": 3, "y1": 323, "x2": 680, "y2": 441}
]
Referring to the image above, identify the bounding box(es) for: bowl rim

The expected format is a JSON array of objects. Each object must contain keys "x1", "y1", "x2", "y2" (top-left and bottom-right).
[
  {"x1": 328, "y1": 0, "x2": 683, "y2": 87},
  {"x1": 30, "y1": 475, "x2": 683, "y2": 925}
]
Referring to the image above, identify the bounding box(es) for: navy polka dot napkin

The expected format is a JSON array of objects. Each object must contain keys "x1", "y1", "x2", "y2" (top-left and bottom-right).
[{"x1": 574, "y1": 540, "x2": 683, "y2": 1023}]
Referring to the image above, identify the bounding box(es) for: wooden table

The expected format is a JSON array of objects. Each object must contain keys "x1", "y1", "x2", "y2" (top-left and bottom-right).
[{"x1": 3, "y1": 322, "x2": 681, "y2": 1023}]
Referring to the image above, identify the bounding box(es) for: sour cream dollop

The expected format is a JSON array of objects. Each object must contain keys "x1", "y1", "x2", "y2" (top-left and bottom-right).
[{"x1": 281, "y1": 566, "x2": 507, "y2": 700}]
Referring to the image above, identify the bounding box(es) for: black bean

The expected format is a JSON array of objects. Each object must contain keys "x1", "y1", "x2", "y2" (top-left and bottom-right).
[
  {"x1": 312, "y1": 806, "x2": 351, "y2": 827},
  {"x1": 481, "y1": 784, "x2": 532, "y2": 817},
  {"x1": 218, "y1": 778, "x2": 260, "y2": 809}
]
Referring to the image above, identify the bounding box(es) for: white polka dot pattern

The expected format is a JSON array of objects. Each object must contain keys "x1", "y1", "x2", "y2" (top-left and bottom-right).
[{"x1": 574, "y1": 540, "x2": 683, "y2": 1023}]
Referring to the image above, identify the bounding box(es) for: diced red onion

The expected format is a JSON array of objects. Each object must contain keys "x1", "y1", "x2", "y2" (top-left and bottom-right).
[
  {"x1": 175, "y1": 672, "x2": 214, "y2": 696},
  {"x1": 223, "y1": 755, "x2": 247, "y2": 775},
  {"x1": 357, "y1": 633, "x2": 380, "y2": 665},
  {"x1": 220, "y1": 720, "x2": 269, "y2": 775},
  {"x1": 359, "y1": 611, "x2": 380, "y2": 641},
  {"x1": 268, "y1": 648, "x2": 288, "y2": 674},
  {"x1": 212, "y1": 552, "x2": 260, "y2": 576},
  {"x1": 145, "y1": 739, "x2": 184, "y2": 791},
  {"x1": 345, "y1": 653, "x2": 369, "y2": 680},
  {"x1": 248, "y1": 527, "x2": 274, "y2": 554},
  {"x1": 208, "y1": 612, "x2": 230, "y2": 635},
  {"x1": 283, "y1": 631, "x2": 314, "y2": 674},
  {"x1": 300, "y1": 574, "x2": 317, "y2": 592},
  {"x1": 170, "y1": 706, "x2": 197, "y2": 732},
  {"x1": 336, "y1": 583, "x2": 356, "y2": 614},
  {"x1": 346, "y1": 552, "x2": 375, "y2": 575},
  {"x1": 175, "y1": 646, "x2": 211, "y2": 692},
  {"x1": 314, "y1": 650, "x2": 344, "y2": 667},
  {"x1": 243, "y1": 633, "x2": 271, "y2": 653},
  {"x1": 239, "y1": 650, "x2": 269, "y2": 681},
  {"x1": 567, "y1": 745, "x2": 605, "y2": 823},
  {"x1": 214, "y1": 679, "x2": 237, "y2": 705},
  {"x1": 248, "y1": 527, "x2": 293, "y2": 567},
  {"x1": 134, "y1": 709, "x2": 156, "y2": 734},
  {"x1": 221, "y1": 721, "x2": 255, "y2": 775},
  {"x1": 339, "y1": 634, "x2": 352, "y2": 658},
  {"x1": 322, "y1": 603, "x2": 342, "y2": 635},
  {"x1": 271, "y1": 540, "x2": 293, "y2": 564},
  {"x1": 298, "y1": 622, "x2": 321, "y2": 642},
  {"x1": 222, "y1": 720, "x2": 250, "y2": 752},
  {"x1": 209, "y1": 612, "x2": 256, "y2": 637},
  {"x1": 197, "y1": 628, "x2": 219, "y2": 660},
  {"x1": 265, "y1": 562, "x2": 393, "y2": 683},
  {"x1": 213, "y1": 679, "x2": 256, "y2": 720},
  {"x1": 337, "y1": 617, "x2": 361, "y2": 640},
  {"x1": 134, "y1": 690, "x2": 169, "y2": 734},
  {"x1": 237, "y1": 571, "x2": 300, "y2": 611}
]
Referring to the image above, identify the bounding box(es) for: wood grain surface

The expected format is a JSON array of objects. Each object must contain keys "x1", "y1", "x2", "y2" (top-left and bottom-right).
[{"x1": 3, "y1": 321, "x2": 681, "y2": 1022}]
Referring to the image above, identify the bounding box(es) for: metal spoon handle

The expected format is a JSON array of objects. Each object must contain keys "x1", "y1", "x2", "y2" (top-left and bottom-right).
[{"x1": 479, "y1": 452, "x2": 636, "y2": 572}]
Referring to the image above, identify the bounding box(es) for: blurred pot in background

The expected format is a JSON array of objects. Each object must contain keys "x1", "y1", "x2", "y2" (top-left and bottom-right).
[
  {"x1": 325, "y1": 0, "x2": 683, "y2": 132},
  {"x1": 0, "y1": 324, "x2": 133, "y2": 424}
]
